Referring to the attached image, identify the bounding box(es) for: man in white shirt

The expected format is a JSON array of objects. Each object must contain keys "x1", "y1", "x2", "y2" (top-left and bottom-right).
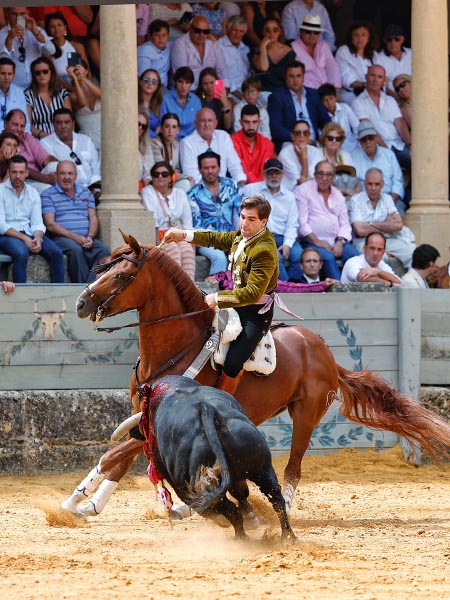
[
  {"x1": 244, "y1": 158, "x2": 302, "y2": 281},
  {"x1": 341, "y1": 232, "x2": 400, "y2": 286},
  {"x1": 180, "y1": 107, "x2": 246, "y2": 185},
  {"x1": 40, "y1": 108, "x2": 101, "y2": 190},
  {"x1": 352, "y1": 64, "x2": 411, "y2": 169},
  {"x1": 0, "y1": 7, "x2": 55, "y2": 90},
  {"x1": 0, "y1": 57, "x2": 31, "y2": 132},
  {"x1": 401, "y1": 245, "x2": 440, "y2": 289},
  {"x1": 217, "y1": 16, "x2": 250, "y2": 100}
]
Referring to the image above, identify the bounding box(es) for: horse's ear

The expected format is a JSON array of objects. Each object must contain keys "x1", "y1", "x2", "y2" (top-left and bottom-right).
[
  {"x1": 128, "y1": 234, "x2": 143, "y2": 257},
  {"x1": 119, "y1": 228, "x2": 130, "y2": 244}
]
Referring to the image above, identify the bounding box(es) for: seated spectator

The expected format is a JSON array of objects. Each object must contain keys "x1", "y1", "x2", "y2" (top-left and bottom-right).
[
  {"x1": 40, "y1": 108, "x2": 101, "y2": 190},
  {"x1": 218, "y1": 16, "x2": 251, "y2": 101},
  {"x1": 375, "y1": 24, "x2": 412, "y2": 94},
  {"x1": 341, "y1": 232, "x2": 401, "y2": 286},
  {"x1": 296, "y1": 247, "x2": 337, "y2": 289},
  {"x1": 3, "y1": 108, "x2": 57, "y2": 193},
  {"x1": 318, "y1": 83, "x2": 359, "y2": 153},
  {"x1": 1, "y1": 280, "x2": 15, "y2": 294},
  {"x1": 0, "y1": 131, "x2": 19, "y2": 182},
  {"x1": 295, "y1": 160, "x2": 358, "y2": 279},
  {"x1": 278, "y1": 119, "x2": 322, "y2": 190},
  {"x1": 268, "y1": 60, "x2": 330, "y2": 152},
  {"x1": 137, "y1": 19, "x2": 171, "y2": 89},
  {"x1": 151, "y1": 112, "x2": 193, "y2": 192},
  {"x1": 281, "y1": 0, "x2": 335, "y2": 50},
  {"x1": 171, "y1": 15, "x2": 227, "y2": 89},
  {"x1": 393, "y1": 74, "x2": 412, "y2": 131},
  {"x1": 401, "y1": 244, "x2": 441, "y2": 289},
  {"x1": 0, "y1": 155, "x2": 64, "y2": 283},
  {"x1": 192, "y1": 3, "x2": 226, "y2": 40},
  {"x1": 252, "y1": 18, "x2": 296, "y2": 94},
  {"x1": 291, "y1": 15, "x2": 341, "y2": 91},
  {"x1": 44, "y1": 11, "x2": 90, "y2": 86},
  {"x1": 195, "y1": 67, "x2": 234, "y2": 132},
  {"x1": 243, "y1": 158, "x2": 302, "y2": 281},
  {"x1": 352, "y1": 121, "x2": 405, "y2": 209},
  {"x1": 136, "y1": 3, "x2": 150, "y2": 46},
  {"x1": 0, "y1": 7, "x2": 55, "y2": 90},
  {"x1": 141, "y1": 161, "x2": 195, "y2": 280},
  {"x1": 138, "y1": 69, "x2": 163, "y2": 138},
  {"x1": 232, "y1": 76, "x2": 271, "y2": 138},
  {"x1": 148, "y1": 3, "x2": 193, "y2": 43},
  {"x1": 187, "y1": 149, "x2": 243, "y2": 274},
  {"x1": 25, "y1": 56, "x2": 71, "y2": 139},
  {"x1": 231, "y1": 104, "x2": 274, "y2": 184},
  {"x1": 242, "y1": 1, "x2": 281, "y2": 52},
  {"x1": 161, "y1": 66, "x2": 201, "y2": 139},
  {"x1": 41, "y1": 160, "x2": 110, "y2": 283},
  {"x1": 352, "y1": 64, "x2": 411, "y2": 170},
  {"x1": 30, "y1": 6, "x2": 93, "y2": 42},
  {"x1": 318, "y1": 123, "x2": 360, "y2": 199},
  {"x1": 180, "y1": 107, "x2": 246, "y2": 185},
  {"x1": 430, "y1": 246, "x2": 450, "y2": 289},
  {"x1": 138, "y1": 111, "x2": 155, "y2": 188},
  {"x1": 347, "y1": 167, "x2": 415, "y2": 268},
  {"x1": 68, "y1": 60, "x2": 101, "y2": 151},
  {"x1": 335, "y1": 21, "x2": 378, "y2": 105},
  {"x1": 0, "y1": 57, "x2": 31, "y2": 133}
]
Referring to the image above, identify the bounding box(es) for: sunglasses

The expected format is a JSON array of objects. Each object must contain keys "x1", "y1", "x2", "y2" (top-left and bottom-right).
[
  {"x1": 142, "y1": 77, "x2": 158, "y2": 85},
  {"x1": 326, "y1": 135, "x2": 343, "y2": 142},
  {"x1": 34, "y1": 69, "x2": 50, "y2": 76},
  {"x1": 193, "y1": 27, "x2": 210, "y2": 35},
  {"x1": 153, "y1": 171, "x2": 170, "y2": 178},
  {"x1": 302, "y1": 30, "x2": 321, "y2": 35},
  {"x1": 394, "y1": 80, "x2": 409, "y2": 93},
  {"x1": 138, "y1": 122, "x2": 148, "y2": 129},
  {"x1": 292, "y1": 130, "x2": 310, "y2": 136},
  {"x1": 70, "y1": 151, "x2": 82, "y2": 165},
  {"x1": 386, "y1": 36, "x2": 402, "y2": 42},
  {"x1": 18, "y1": 45, "x2": 26, "y2": 63}
]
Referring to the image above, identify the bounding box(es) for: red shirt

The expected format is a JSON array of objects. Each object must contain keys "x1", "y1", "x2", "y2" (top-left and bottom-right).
[
  {"x1": 231, "y1": 130, "x2": 275, "y2": 184},
  {"x1": 29, "y1": 6, "x2": 92, "y2": 38}
]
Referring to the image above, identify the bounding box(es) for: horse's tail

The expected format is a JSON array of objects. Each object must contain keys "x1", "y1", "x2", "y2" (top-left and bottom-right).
[
  {"x1": 187, "y1": 403, "x2": 231, "y2": 513},
  {"x1": 337, "y1": 365, "x2": 450, "y2": 460}
]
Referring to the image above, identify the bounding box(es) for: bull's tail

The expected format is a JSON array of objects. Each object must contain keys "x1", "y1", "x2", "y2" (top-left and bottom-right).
[
  {"x1": 186, "y1": 403, "x2": 231, "y2": 513},
  {"x1": 337, "y1": 365, "x2": 450, "y2": 460}
]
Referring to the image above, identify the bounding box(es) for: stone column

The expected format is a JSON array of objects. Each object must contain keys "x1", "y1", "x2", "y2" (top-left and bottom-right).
[
  {"x1": 404, "y1": 0, "x2": 450, "y2": 257},
  {"x1": 97, "y1": 4, "x2": 155, "y2": 251}
]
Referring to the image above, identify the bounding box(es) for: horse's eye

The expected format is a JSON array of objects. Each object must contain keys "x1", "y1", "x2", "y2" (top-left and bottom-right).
[{"x1": 113, "y1": 272, "x2": 126, "y2": 281}]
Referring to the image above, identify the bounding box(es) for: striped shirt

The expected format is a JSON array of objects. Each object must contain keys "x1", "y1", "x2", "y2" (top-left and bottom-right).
[
  {"x1": 41, "y1": 182, "x2": 95, "y2": 236},
  {"x1": 24, "y1": 88, "x2": 70, "y2": 134}
]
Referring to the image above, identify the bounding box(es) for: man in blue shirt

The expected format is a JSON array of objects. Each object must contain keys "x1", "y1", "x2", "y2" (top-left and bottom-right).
[
  {"x1": 137, "y1": 19, "x2": 171, "y2": 88},
  {"x1": 41, "y1": 160, "x2": 110, "y2": 283},
  {"x1": 0, "y1": 57, "x2": 31, "y2": 132},
  {"x1": 187, "y1": 149, "x2": 243, "y2": 274},
  {"x1": 161, "y1": 66, "x2": 202, "y2": 138}
]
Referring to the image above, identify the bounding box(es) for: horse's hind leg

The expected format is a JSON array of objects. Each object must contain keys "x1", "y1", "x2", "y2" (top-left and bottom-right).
[
  {"x1": 228, "y1": 480, "x2": 259, "y2": 528},
  {"x1": 252, "y1": 469, "x2": 296, "y2": 542}
]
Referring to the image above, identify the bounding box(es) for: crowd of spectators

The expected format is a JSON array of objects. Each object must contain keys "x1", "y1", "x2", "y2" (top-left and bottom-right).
[{"x1": 0, "y1": 2, "x2": 444, "y2": 290}]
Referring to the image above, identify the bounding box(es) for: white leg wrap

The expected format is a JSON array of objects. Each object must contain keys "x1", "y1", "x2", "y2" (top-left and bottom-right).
[
  {"x1": 170, "y1": 502, "x2": 192, "y2": 520},
  {"x1": 61, "y1": 464, "x2": 105, "y2": 512},
  {"x1": 76, "y1": 480, "x2": 119, "y2": 517},
  {"x1": 282, "y1": 484, "x2": 295, "y2": 514}
]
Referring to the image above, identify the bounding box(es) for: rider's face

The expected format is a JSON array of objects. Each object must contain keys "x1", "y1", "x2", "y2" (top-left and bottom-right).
[{"x1": 240, "y1": 207, "x2": 267, "y2": 238}]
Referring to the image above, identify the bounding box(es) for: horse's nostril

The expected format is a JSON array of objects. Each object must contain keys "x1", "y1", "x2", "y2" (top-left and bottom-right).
[{"x1": 76, "y1": 299, "x2": 85, "y2": 310}]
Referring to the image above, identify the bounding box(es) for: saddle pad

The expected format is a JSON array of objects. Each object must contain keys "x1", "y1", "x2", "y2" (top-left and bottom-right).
[{"x1": 212, "y1": 309, "x2": 277, "y2": 375}]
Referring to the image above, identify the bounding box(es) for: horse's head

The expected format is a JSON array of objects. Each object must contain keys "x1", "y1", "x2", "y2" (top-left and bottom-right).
[{"x1": 76, "y1": 230, "x2": 149, "y2": 321}]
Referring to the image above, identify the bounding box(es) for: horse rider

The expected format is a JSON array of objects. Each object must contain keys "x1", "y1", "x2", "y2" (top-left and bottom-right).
[{"x1": 164, "y1": 195, "x2": 279, "y2": 397}]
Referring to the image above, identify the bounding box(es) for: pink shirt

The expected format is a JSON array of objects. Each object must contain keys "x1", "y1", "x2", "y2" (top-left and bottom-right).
[
  {"x1": 20, "y1": 133, "x2": 51, "y2": 172},
  {"x1": 295, "y1": 178, "x2": 352, "y2": 245},
  {"x1": 292, "y1": 38, "x2": 342, "y2": 89}
]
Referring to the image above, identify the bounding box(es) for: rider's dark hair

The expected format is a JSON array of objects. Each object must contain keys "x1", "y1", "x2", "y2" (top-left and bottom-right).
[{"x1": 241, "y1": 196, "x2": 271, "y2": 220}]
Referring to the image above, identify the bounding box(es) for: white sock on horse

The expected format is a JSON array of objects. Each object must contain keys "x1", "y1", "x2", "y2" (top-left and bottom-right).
[
  {"x1": 61, "y1": 464, "x2": 105, "y2": 512},
  {"x1": 282, "y1": 484, "x2": 295, "y2": 514},
  {"x1": 76, "y1": 480, "x2": 119, "y2": 517}
]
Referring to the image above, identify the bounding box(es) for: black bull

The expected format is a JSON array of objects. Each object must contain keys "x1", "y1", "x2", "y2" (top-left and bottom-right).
[{"x1": 142, "y1": 375, "x2": 296, "y2": 541}]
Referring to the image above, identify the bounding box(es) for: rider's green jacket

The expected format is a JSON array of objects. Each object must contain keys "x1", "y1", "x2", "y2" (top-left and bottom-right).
[{"x1": 193, "y1": 227, "x2": 279, "y2": 309}]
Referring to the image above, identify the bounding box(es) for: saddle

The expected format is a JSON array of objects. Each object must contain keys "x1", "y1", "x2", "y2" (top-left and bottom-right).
[{"x1": 211, "y1": 309, "x2": 277, "y2": 376}]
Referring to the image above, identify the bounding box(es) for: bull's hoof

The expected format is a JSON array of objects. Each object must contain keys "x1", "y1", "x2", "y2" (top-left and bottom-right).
[{"x1": 242, "y1": 510, "x2": 260, "y2": 530}]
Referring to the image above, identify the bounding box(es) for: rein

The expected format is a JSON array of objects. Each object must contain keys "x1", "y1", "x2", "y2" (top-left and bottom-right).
[{"x1": 96, "y1": 307, "x2": 211, "y2": 333}]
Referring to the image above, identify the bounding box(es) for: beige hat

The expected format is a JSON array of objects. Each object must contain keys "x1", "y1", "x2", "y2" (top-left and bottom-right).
[{"x1": 299, "y1": 14, "x2": 325, "y2": 33}]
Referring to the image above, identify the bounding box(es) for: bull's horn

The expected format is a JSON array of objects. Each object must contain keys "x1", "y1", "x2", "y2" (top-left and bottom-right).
[{"x1": 111, "y1": 412, "x2": 142, "y2": 442}]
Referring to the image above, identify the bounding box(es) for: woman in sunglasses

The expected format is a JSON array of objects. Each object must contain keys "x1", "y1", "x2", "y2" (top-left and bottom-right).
[
  {"x1": 252, "y1": 18, "x2": 295, "y2": 93},
  {"x1": 242, "y1": 2, "x2": 281, "y2": 52},
  {"x1": 25, "y1": 56, "x2": 71, "y2": 140},
  {"x1": 138, "y1": 69, "x2": 163, "y2": 138},
  {"x1": 319, "y1": 123, "x2": 360, "y2": 200},
  {"x1": 393, "y1": 74, "x2": 411, "y2": 130},
  {"x1": 138, "y1": 111, "x2": 155, "y2": 188},
  {"x1": 141, "y1": 161, "x2": 196, "y2": 280},
  {"x1": 375, "y1": 24, "x2": 411, "y2": 95}
]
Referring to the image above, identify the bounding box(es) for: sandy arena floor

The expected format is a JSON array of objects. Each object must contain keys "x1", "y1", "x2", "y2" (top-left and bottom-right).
[{"x1": 1, "y1": 447, "x2": 450, "y2": 600}]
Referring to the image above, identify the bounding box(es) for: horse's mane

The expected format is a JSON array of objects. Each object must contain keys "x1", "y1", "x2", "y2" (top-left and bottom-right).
[{"x1": 112, "y1": 243, "x2": 208, "y2": 315}]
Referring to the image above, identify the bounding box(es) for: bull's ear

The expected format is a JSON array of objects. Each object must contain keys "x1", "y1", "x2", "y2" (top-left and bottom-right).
[
  {"x1": 128, "y1": 234, "x2": 142, "y2": 257},
  {"x1": 119, "y1": 228, "x2": 130, "y2": 244}
]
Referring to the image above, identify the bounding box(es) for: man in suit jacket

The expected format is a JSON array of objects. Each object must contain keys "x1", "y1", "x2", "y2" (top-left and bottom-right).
[
  {"x1": 401, "y1": 244, "x2": 440, "y2": 289},
  {"x1": 267, "y1": 59, "x2": 330, "y2": 152}
]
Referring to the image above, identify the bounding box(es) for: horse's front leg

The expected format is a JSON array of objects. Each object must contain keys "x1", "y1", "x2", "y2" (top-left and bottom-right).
[{"x1": 61, "y1": 438, "x2": 143, "y2": 517}]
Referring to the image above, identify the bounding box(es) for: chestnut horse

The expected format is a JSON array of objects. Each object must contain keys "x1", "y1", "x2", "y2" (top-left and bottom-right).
[{"x1": 62, "y1": 233, "x2": 450, "y2": 519}]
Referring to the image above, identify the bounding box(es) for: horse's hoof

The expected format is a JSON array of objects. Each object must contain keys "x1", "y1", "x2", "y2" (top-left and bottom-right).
[
  {"x1": 281, "y1": 532, "x2": 298, "y2": 545},
  {"x1": 170, "y1": 503, "x2": 192, "y2": 520}
]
